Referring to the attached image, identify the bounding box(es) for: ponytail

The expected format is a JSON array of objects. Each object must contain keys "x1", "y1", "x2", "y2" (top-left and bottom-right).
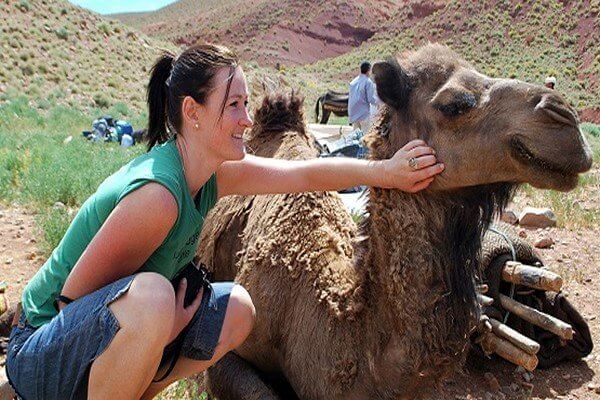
[
  {"x1": 145, "y1": 44, "x2": 238, "y2": 151},
  {"x1": 146, "y1": 52, "x2": 175, "y2": 151}
]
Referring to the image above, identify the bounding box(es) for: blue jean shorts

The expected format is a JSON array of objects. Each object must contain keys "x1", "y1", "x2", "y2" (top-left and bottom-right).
[{"x1": 5, "y1": 275, "x2": 235, "y2": 400}]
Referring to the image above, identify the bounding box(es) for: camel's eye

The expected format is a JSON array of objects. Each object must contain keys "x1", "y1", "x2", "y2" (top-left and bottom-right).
[{"x1": 436, "y1": 93, "x2": 477, "y2": 117}]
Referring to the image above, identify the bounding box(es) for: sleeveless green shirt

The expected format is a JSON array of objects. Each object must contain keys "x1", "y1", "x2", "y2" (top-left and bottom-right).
[{"x1": 22, "y1": 139, "x2": 218, "y2": 327}]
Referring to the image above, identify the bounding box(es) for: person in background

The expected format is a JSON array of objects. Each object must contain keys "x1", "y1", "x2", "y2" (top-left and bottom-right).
[
  {"x1": 348, "y1": 61, "x2": 379, "y2": 134},
  {"x1": 544, "y1": 76, "x2": 556, "y2": 90}
]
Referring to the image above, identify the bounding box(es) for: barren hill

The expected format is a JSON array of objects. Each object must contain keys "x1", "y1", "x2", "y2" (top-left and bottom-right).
[{"x1": 112, "y1": 0, "x2": 399, "y2": 67}]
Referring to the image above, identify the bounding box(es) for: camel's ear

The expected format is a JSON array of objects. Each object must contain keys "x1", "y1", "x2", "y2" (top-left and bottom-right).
[{"x1": 372, "y1": 58, "x2": 412, "y2": 110}]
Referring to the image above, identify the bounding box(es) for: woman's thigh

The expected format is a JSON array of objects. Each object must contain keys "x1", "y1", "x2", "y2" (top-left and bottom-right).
[{"x1": 5, "y1": 275, "x2": 135, "y2": 400}]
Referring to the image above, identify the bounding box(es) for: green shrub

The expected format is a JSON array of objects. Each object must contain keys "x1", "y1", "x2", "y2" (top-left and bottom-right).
[
  {"x1": 99, "y1": 23, "x2": 110, "y2": 36},
  {"x1": 55, "y1": 27, "x2": 68, "y2": 40},
  {"x1": 37, "y1": 207, "x2": 72, "y2": 253},
  {"x1": 20, "y1": 63, "x2": 34, "y2": 76},
  {"x1": 93, "y1": 93, "x2": 111, "y2": 108},
  {"x1": 18, "y1": 0, "x2": 30, "y2": 12}
]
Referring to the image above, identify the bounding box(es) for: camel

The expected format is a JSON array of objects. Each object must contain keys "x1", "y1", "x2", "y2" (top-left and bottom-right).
[
  {"x1": 315, "y1": 90, "x2": 348, "y2": 124},
  {"x1": 197, "y1": 44, "x2": 592, "y2": 399}
]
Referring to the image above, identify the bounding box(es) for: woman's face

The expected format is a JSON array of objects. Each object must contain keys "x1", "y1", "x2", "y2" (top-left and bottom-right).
[{"x1": 196, "y1": 66, "x2": 252, "y2": 161}]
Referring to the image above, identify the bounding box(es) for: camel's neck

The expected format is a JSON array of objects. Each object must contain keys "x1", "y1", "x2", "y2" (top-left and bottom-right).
[{"x1": 354, "y1": 185, "x2": 514, "y2": 392}]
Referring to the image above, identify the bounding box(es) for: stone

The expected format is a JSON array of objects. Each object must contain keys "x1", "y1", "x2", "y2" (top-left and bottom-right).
[
  {"x1": 534, "y1": 236, "x2": 554, "y2": 248},
  {"x1": 518, "y1": 230, "x2": 528, "y2": 238},
  {"x1": 53, "y1": 201, "x2": 66, "y2": 210},
  {"x1": 587, "y1": 383, "x2": 600, "y2": 393},
  {"x1": 518, "y1": 207, "x2": 557, "y2": 228},
  {"x1": 514, "y1": 366, "x2": 526, "y2": 374},
  {"x1": 500, "y1": 210, "x2": 518, "y2": 225},
  {"x1": 484, "y1": 372, "x2": 501, "y2": 391}
]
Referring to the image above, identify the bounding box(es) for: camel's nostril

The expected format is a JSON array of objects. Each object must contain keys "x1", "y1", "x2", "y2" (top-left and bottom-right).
[{"x1": 535, "y1": 95, "x2": 578, "y2": 127}]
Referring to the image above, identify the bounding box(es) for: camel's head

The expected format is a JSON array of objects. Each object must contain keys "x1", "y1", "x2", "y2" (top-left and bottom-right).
[{"x1": 368, "y1": 44, "x2": 592, "y2": 192}]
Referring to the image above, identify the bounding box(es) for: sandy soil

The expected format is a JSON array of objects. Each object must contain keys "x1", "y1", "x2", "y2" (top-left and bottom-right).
[{"x1": 0, "y1": 201, "x2": 598, "y2": 399}]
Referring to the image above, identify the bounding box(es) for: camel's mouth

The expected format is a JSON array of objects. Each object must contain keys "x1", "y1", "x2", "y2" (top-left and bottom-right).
[{"x1": 510, "y1": 138, "x2": 580, "y2": 189}]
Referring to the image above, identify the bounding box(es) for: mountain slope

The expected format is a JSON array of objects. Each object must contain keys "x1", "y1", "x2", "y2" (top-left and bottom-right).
[
  {"x1": 0, "y1": 0, "x2": 177, "y2": 111},
  {"x1": 113, "y1": 0, "x2": 399, "y2": 66},
  {"x1": 292, "y1": 0, "x2": 599, "y2": 113}
]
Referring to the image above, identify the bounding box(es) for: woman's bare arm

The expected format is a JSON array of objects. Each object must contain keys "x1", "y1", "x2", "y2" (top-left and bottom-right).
[
  {"x1": 216, "y1": 139, "x2": 444, "y2": 198},
  {"x1": 60, "y1": 183, "x2": 178, "y2": 302}
]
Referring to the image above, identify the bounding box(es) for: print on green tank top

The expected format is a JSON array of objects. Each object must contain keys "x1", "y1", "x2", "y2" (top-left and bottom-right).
[{"x1": 21, "y1": 139, "x2": 217, "y2": 327}]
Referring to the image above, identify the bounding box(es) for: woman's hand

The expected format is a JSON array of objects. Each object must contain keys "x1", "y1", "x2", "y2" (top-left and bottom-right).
[
  {"x1": 381, "y1": 139, "x2": 444, "y2": 192},
  {"x1": 167, "y1": 278, "x2": 204, "y2": 343}
]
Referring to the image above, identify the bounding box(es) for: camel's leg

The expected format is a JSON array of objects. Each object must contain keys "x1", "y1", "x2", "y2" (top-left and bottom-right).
[{"x1": 206, "y1": 352, "x2": 281, "y2": 400}]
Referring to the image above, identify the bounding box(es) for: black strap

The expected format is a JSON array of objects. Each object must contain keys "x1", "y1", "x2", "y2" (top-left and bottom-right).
[
  {"x1": 153, "y1": 329, "x2": 188, "y2": 382},
  {"x1": 153, "y1": 262, "x2": 213, "y2": 382},
  {"x1": 54, "y1": 294, "x2": 75, "y2": 311}
]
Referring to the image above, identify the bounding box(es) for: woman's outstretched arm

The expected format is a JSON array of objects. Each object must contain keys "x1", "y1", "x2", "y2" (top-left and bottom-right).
[{"x1": 216, "y1": 139, "x2": 444, "y2": 198}]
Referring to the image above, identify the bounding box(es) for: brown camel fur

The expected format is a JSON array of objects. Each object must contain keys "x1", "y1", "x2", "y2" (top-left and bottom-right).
[{"x1": 197, "y1": 44, "x2": 592, "y2": 399}]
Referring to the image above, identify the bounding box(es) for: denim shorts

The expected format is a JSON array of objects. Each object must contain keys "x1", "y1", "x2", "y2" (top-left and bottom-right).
[{"x1": 5, "y1": 275, "x2": 235, "y2": 400}]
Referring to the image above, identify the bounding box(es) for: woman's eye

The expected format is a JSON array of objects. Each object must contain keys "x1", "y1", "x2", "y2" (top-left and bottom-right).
[{"x1": 229, "y1": 101, "x2": 238, "y2": 107}]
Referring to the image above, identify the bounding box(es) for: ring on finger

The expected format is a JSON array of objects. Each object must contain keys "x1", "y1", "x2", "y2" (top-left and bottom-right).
[{"x1": 408, "y1": 157, "x2": 419, "y2": 170}]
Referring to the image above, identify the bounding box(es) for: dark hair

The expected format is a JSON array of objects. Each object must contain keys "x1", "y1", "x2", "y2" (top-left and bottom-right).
[
  {"x1": 146, "y1": 43, "x2": 239, "y2": 150},
  {"x1": 360, "y1": 61, "x2": 371, "y2": 74}
]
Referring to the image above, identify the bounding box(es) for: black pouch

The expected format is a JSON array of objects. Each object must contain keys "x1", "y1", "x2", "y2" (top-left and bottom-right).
[
  {"x1": 170, "y1": 261, "x2": 210, "y2": 307},
  {"x1": 153, "y1": 261, "x2": 212, "y2": 382}
]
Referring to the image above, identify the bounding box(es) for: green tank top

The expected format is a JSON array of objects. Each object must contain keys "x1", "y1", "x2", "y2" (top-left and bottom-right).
[{"x1": 22, "y1": 139, "x2": 218, "y2": 327}]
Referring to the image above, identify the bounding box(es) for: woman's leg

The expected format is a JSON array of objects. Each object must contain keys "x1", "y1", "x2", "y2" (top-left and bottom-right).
[
  {"x1": 140, "y1": 284, "x2": 255, "y2": 399},
  {"x1": 88, "y1": 272, "x2": 176, "y2": 400}
]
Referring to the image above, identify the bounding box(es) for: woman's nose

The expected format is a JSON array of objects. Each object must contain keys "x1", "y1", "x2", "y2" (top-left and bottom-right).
[{"x1": 240, "y1": 108, "x2": 253, "y2": 127}]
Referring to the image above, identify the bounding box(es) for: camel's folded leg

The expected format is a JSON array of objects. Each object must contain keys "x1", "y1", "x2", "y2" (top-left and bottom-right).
[{"x1": 206, "y1": 352, "x2": 281, "y2": 400}]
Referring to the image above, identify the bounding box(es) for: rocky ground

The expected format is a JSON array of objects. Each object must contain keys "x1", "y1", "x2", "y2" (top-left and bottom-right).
[{"x1": 0, "y1": 200, "x2": 598, "y2": 399}]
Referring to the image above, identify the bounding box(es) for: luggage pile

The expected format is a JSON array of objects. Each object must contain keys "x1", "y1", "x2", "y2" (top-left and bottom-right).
[{"x1": 82, "y1": 115, "x2": 144, "y2": 148}]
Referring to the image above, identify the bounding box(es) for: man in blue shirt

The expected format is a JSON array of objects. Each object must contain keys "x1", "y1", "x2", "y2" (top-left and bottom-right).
[{"x1": 348, "y1": 61, "x2": 379, "y2": 134}]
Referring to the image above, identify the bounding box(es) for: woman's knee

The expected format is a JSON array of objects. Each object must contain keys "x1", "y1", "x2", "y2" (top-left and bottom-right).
[
  {"x1": 222, "y1": 285, "x2": 256, "y2": 350},
  {"x1": 111, "y1": 272, "x2": 175, "y2": 332}
]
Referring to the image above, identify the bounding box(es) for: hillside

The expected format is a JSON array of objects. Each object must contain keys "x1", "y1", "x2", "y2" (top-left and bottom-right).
[
  {"x1": 0, "y1": 0, "x2": 178, "y2": 112},
  {"x1": 110, "y1": 0, "x2": 239, "y2": 30},
  {"x1": 291, "y1": 0, "x2": 599, "y2": 117},
  {"x1": 112, "y1": 0, "x2": 398, "y2": 67}
]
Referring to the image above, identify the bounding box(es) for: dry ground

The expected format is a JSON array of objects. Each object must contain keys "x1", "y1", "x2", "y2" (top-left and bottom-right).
[{"x1": 0, "y1": 199, "x2": 598, "y2": 399}]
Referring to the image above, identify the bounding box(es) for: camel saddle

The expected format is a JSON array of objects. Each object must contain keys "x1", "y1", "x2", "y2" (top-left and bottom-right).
[{"x1": 478, "y1": 223, "x2": 593, "y2": 368}]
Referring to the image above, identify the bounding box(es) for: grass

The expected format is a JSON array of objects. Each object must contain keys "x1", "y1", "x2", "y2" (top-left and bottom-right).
[
  {"x1": 0, "y1": 96, "x2": 146, "y2": 252},
  {"x1": 155, "y1": 379, "x2": 207, "y2": 400}
]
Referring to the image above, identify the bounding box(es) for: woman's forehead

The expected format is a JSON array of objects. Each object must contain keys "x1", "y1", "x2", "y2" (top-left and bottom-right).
[{"x1": 212, "y1": 66, "x2": 247, "y2": 96}]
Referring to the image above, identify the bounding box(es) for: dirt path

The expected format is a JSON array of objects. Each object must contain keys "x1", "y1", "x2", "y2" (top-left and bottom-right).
[{"x1": 0, "y1": 204, "x2": 598, "y2": 399}]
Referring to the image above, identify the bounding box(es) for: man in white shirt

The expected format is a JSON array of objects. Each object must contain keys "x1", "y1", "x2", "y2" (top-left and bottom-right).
[{"x1": 348, "y1": 61, "x2": 379, "y2": 133}]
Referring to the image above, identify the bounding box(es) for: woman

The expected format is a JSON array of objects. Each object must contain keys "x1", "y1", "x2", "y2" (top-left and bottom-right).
[{"x1": 5, "y1": 44, "x2": 443, "y2": 399}]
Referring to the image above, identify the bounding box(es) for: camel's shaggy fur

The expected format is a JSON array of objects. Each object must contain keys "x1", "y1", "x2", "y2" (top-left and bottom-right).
[{"x1": 198, "y1": 44, "x2": 591, "y2": 399}]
